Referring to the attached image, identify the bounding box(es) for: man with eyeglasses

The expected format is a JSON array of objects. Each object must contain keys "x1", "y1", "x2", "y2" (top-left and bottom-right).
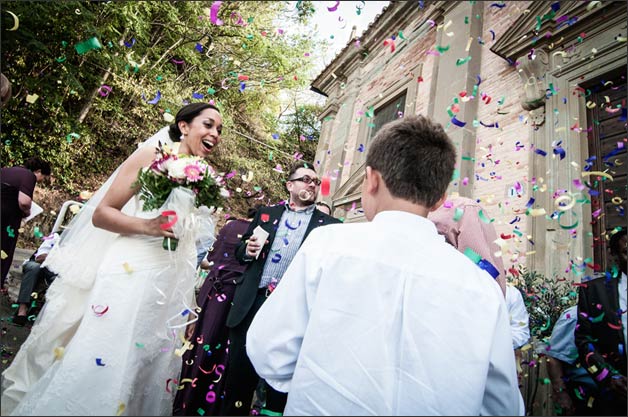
[{"x1": 220, "y1": 161, "x2": 341, "y2": 416}]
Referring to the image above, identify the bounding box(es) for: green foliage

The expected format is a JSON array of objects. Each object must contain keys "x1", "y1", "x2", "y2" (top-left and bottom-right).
[
  {"x1": 1, "y1": 1, "x2": 323, "y2": 216},
  {"x1": 508, "y1": 267, "x2": 578, "y2": 339},
  {"x1": 278, "y1": 103, "x2": 322, "y2": 164}
]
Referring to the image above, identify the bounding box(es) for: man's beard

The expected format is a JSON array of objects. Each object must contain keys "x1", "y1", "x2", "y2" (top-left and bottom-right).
[{"x1": 295, "y1": 189, "x2": 316, "y2": 205}]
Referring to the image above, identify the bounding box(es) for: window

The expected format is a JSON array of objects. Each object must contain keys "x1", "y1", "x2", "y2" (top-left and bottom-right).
[
  {"x1": 584, "y1": 70, "x2": 626, "y2": 271},
  {"x1": 368, "y1": 93, "x2": 407, "y2": 141}
]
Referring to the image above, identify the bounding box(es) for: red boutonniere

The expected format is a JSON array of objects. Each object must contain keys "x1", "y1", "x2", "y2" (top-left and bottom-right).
[{"x1": 260, "y1": 213, "x2": 270, "y2": 223}]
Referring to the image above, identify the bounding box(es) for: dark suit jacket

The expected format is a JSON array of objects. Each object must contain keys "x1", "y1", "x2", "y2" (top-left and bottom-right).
[
  {"x1": 225, "y1": 204, "x2": 341, "y2": 328},
  {"x1": 575, "y1": 273, "x2": 627, "y2": 385}
]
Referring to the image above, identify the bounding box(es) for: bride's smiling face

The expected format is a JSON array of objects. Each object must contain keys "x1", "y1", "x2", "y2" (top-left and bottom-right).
[{"x1": 178, "y1": 108, "x2": 223, "y2": 158}]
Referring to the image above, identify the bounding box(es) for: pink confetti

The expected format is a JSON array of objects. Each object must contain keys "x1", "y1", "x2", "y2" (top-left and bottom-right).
[
  {"x1": 273, "y1": 164, "x2": 283, "y2": 173},
  {"x1": 209, "y1": 1, "x2": 223, "y2": 26},
  {"x1": 327, "y1": 1, "x2": 340, "y2": 12},
  {"x1": 443, "y1": 200, "x2": 454, "y2": 208}
]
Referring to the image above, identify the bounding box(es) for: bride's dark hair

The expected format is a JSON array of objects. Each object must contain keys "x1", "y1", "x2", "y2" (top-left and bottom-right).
[{"x1": 168, "y1": 103, "x2": 220, "y2": 142}]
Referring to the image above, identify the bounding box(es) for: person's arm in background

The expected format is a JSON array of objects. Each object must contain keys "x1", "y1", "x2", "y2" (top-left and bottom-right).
[
  {"x1": 480, "y1": 287, "x2": 525, "y2": 416},
  {"x1": 17, "y1": 173, "x2": 37, "y2": 217},
  {"x1": 547, "y1": 356, "x2": 576, "y2": 415},
  {"x1": 507, "y1": 286, "x2": 531, "y2": 350}
]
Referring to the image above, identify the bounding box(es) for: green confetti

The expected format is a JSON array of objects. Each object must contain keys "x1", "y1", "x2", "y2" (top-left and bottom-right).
[
  {"x1": 464, "y1": 247, "x2": 482, "y2": 264},
  {"x1": 464, "y1": 16, "x2": 469, "y2": 24},
  {"x1": 456, "y1": 56, "x2": 472, "y2": 66},
  {"x1": 74, "y1": 37, "x2": 102, "y2": 55},
  {"x1": 436, "y1": 44, "x2": 450, "y2": 53},
  {"x1": 269, "y1": 151, "x2": 273, "y2": 160}
]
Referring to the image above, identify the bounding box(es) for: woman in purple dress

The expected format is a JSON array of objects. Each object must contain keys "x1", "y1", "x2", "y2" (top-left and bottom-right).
[{"x1": 173, "y1": 206, "x2": 258, "y2": 416}]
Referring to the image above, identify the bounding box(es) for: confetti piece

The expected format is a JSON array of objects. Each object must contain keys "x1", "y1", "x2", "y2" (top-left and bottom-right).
[
  {"x1": 96, "y1": 358, "x2": 106, "y2": 366},
  {"x1": 163, "y1": 112, "x2": 175, "y2": 123},
  {"x1": 146, "y1": 90, "x2": 161, "y2": 105},
  {"x1": 581, "y1": 171, "x2": 613, "y2": 181},
  {"x1": 98, "y1": 85, "x2": 112, "y2": 97},
  {"x1": 456, "y1": 56, "x2": 472, "y2": 66},
  {"x1": 116, "y1": 403, "x2": 126, "y2": 416},
  {"x1": 6, "y1": 226, "x2": 15, "y2": 238},
  {"x1": 327, "y1": 1, "x2": 340, "y2": 12},
  {"x1": 160, "y1": 210, "x2": 179, "y2": 231},
  {"x1": 66, "y1": 132, "x2": 81, "y2": 143},
  {"x1": 53, "y1": 346, "x2": 65, "y2": 360},
  {"x1": 6, "y1": 10, "x2": 19, "y2": 31},
  {"x1": 451, "y1": 116, "x2": 466, "y2": 127},
  {"x1": 91, "y1": 304, "x2": 109, "y2": 316},
  {"x1": 26, "y1": 94, "x2": 39, "y2": 104},
  {"x1": 453, "y1": 207, "x2": 464, "y2": 221},
  {"x1": 321, "y1": 176, "x2": 331, "y2": 196},
  {"x1": 478, "y1": 209, "x2": 494, "y2": 223},
  {"x1": 209, "y1": 1, "x2": 224, "y2": 25},
  {"x1": 74, "y1": 37, "x2": 102, "y2": 55},
  {"x1": 122, "y1": 262, "x2": 134, "y2": 274}
]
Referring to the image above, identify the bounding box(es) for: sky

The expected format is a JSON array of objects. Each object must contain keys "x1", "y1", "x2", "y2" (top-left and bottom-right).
[
  {"x1": 285, "y1": 1, "x2": 389, "y2": 104},
  {"x1": 307, "y1": 1, "x2": 390, "y2": 67}
]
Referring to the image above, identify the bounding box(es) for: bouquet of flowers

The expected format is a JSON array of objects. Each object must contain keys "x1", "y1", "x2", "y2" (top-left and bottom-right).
[{"x1": 133, "y1": 142, "x2": 227, "y2": 250}]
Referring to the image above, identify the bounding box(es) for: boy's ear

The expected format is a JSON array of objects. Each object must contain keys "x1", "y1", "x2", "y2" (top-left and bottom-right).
[{"x1": 365, "y1": 166, "x2": 382, "y2": 196}]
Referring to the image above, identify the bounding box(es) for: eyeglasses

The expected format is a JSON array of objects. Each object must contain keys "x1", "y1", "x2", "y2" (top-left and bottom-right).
[{"x1": 289, "y1": 175, "x2": 321, "y2": 186}]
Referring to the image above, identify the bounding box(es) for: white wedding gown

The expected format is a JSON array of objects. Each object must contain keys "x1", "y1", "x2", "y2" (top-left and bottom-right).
[{"x1": 1, "y1": 143, "x2": 215, "y2": 415}]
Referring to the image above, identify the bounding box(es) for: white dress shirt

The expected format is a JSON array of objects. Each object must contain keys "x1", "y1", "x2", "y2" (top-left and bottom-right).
[
  {"x1": 247, "y1": 211, "x2": 523, "y2": 416},
  {"x1": 505, "y1": 285, "x2": 531, "y2": 349}
]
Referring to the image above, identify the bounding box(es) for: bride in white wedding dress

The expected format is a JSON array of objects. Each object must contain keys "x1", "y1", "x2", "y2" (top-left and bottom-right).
[{"x1": 1, "y1": 103, "x2": 223, "y2": 416}]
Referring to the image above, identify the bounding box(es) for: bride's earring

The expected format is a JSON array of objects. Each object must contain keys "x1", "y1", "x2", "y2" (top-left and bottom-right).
[{"x1": 180, "y1": 134, "x2": 184, "y2": 141}]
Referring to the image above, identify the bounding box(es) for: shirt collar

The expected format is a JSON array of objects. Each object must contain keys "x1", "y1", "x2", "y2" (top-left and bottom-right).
[
  {"x1": 372, "y1": 210, "x2": 442, "y2": 240},
  {"x1": 285, "y1": 202, "x2": 316, "y2": 215}
]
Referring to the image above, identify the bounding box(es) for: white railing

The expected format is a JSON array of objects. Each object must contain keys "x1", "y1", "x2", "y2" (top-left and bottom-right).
[{"x1": 51, "y1": 200, "x2": 84, "y2": 234}]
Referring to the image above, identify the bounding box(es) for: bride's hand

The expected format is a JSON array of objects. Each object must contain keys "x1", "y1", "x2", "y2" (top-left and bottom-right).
[{"x1": 144, "y1": 215, "x2": 177, "y2": 238}]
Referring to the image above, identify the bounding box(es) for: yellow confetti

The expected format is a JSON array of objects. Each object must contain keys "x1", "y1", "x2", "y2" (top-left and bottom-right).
[
  {"x1": 30, "y1": 292, "x2": 38, "y2": 299},
  {"x1": 79, "y1": 190, "x2": 93, "y2": 200},
  {"x1": 69, "y1": 204, "x2": 81, "y2": 214},
  {"x1": 241, "y1": 171, "x2": 254, "y2": 182},
  {"x1": 163, "y1": 112, "x2": 175, "y2": 123},
  {"x1": 53, "y1": 346, "x2": 65, "y2": 360},
  {"x1": 581, "y1": 171, "x2": 613, "y2": 181},
  {"x1": 116, "y1": 403, "x2": 126, "y2": 416},
  {"x1": 465, "y1": 36, "x2": 473, "y2": 52},
  {"x1": 554, "y1": 194, "x2": 576, "y2": 211},
  {"x1": 26, "y1": 94, "x2": 39, "y2": 104},
  {"x1": 587, "y1": 396, "x2": 595, "y2": 408},
  {"x1": 528, "y1": 208, "x2": 546, "y2": 217},
  {"x1": 122, "y1": 262, "x2": 133, "y2": 274},
  {"x1": 1, "y1": 250, "x2": 7, "y2": 260},
  {"x1": 520, "y1": 343, "x2": 532, "y2": 351}
]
